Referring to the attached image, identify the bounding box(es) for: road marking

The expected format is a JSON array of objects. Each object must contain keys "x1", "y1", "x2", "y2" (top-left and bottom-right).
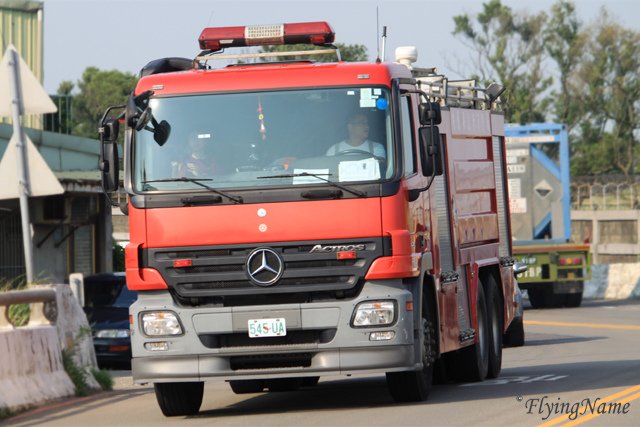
[
  {"x1": 525, "y1": 320, "x2": 640, "y2": 331},
  {"x1": 463, "y1": 374, "x2": 567, "y2": 386},
  {"x1": 536, "y1": 384, "x2": 640, "y2": 427}
]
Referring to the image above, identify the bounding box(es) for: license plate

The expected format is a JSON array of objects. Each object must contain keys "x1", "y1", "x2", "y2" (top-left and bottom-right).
[{"x1": 248, "y1": 318, "x2": 287, "y2": 338}]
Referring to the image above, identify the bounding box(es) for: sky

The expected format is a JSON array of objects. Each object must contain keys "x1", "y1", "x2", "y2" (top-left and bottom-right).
[{"x1": 40, "y1": 0, "x2": 640, "y2": 93}]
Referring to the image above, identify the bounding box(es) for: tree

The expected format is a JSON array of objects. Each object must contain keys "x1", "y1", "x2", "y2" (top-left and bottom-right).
[
  {"x1": 452, "y1": 0, "x2": 552, "y2": 123},
  {"x1": 261, "y1": 43, "x2": 367, "y2": 62},
  {"x1": 453, "y1": 0, "x2": 640, "y2": 178},
  {"x1": 570, "y1": 13, "x2": 640, "y2": 177},
  {"x1": 71, "y1": 67, "x2": 137, "y2": 138},
  {"x1": 543, "y1": 0, "x2": 587, "y2": 130}
]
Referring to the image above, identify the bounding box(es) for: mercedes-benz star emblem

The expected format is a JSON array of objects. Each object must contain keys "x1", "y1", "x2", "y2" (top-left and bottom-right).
[{"x1": 246, "y1": 247, "x2": 284, "y2": 286}]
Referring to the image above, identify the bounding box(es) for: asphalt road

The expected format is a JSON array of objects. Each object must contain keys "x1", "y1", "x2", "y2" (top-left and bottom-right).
[{"x1": 5, "y1": 299, "x2": 640, "y2": 427}]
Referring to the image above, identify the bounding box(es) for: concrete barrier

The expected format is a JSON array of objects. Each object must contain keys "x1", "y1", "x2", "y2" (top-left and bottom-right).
[
  {"x1": 584, "y1": 263, "x2": 640, "y2": 300},
  {"x1": 0, "y1": 284, "x2": 99, "y2": 413}
]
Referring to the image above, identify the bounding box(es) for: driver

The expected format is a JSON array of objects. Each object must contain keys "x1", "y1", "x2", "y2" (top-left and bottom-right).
[
  {"x1": 326, "y1": 112, "x2": 386, "y2": 158},
  {"x1": 172, "y1": 132, "x2": 217, "y2": 177}
]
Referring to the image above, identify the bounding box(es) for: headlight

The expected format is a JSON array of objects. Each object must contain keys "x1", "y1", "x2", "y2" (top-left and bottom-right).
[
  {"x1": 352, "y1": 301, "x2": 396, "y2": 327},
  {"x1": 141, "y1": 311, "x2": 183, "y2": 336},
  {"x1": 95, "y1": 329, "x2": 131, "y2": 339}
]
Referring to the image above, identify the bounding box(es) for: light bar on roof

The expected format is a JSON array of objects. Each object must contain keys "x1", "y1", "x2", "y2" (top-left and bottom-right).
[{"x1": 198, "y1": 21, "x2": 335, "y2": 51}]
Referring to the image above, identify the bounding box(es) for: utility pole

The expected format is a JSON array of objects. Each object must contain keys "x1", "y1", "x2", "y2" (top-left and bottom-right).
[{"x1": 8, "y1": 48, "x2": 35, "y2": 284}]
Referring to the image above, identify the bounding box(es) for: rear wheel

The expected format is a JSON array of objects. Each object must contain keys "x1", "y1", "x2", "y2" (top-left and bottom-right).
[
  {"x1": 386, "y1": 298, "x2": 437, "y2": 402},
  {"x1": 154, "y1": 382, "x2": 204, "y2": 417},
  {"x1": 527, "y1": 288, "x2": 546, "y2": 309},
  {"x1": 565, "y1": 292, "x2": 583, "y2": 308},
  {"x1": 229, "y1": 379, "x2": 265, "y2": 394},
  {"x1": 486, "y1": 278, "x2": 503, "y2": 379},
  {"x1": 454, "y1": 282, "x2": 489, "y2": 382}
]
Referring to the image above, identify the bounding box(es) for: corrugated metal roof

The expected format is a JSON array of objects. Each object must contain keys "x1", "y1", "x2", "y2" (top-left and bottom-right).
[
  {"x1": 0, "y1": 1, "x2": 43, "y2": 12},
  {"x1": 0, "y1": 123, "x2": 101, "y2": 172}
]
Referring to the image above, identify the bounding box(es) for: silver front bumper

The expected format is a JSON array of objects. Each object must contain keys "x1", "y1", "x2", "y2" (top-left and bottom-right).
[{"x1": 130, "y1": 282, "x2": 418, "y2": 383}]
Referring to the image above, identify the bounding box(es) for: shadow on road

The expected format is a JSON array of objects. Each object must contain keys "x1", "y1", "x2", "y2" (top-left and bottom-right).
[
  {"x1": 523, "y1": 335, "x2": 607, "y2": 346},
  {"x1": 193, "y1": 358, "x2": 640, "y2": 418}
]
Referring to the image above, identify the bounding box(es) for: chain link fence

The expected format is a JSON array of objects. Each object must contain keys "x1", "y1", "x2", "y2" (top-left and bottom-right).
[{"x1": 572, "y1": 176, "x2": 640, "y2": 210}]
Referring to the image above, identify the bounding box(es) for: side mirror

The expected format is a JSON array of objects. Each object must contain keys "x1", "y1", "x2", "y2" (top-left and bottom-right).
[
  {"x1": 153, "y1": 120, "x2": 171, "y2": 146},
  {"x1": 99, "y1": 118, "x2": 120, "y2": 192},
  {"x1": 418, "y1": 102, "x2": 441, "y2": 126},
  {"x1": 513, "y1": 262, "x2": 528, "y2": 276},
  {"x1": 125, "y1": 90, "x2": 171, "y2": 146},
  {"x1": 419, "y1": 126, "x2": 443, "y2": 177}
]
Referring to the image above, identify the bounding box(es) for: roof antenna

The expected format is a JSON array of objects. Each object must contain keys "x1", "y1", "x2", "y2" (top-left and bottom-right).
[
  {"x1": 375, "y1": 6, "x2": 381, "y2": 63},
  {"x1": 381, "y1": 26, "x2": 387, "y2": 63}
]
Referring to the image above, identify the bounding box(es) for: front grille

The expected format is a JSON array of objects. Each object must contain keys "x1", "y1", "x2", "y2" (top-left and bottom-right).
[
  {"x1": 176, "y1": 275, "x2": 355, "y2": 297},
  {"x1": 199, "y1": 329, "x2": 336, "y2": 349},
  {"x1": 142, "y1": 238, "x2": 383, "y2": 304}
]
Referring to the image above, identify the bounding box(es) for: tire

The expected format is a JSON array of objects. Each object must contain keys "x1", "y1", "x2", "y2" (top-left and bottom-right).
[
  {"x1": 154, "y1": 382, "x2": 204, "y2": 417},
  {"x1": 229, "y1": 379, "x2": 265, "y2": 394},
  {"x1": 527, "y1": 288, "x2": 546, "y2": 309},
  {"x1": 504, "y1": 317, "x2": 525, "y2": 347},
  {"x1": 386, "y1": 300, "x2": 437, "y2": 402},
  {"x1": 486, "y1": 278, "x2": 503, "y2": 379},
  {"x1": 453, "y1": 283, "x2": 489, "y2": 382},
  {"x1": 266, "y1": 378, "x2": 303, "y2": 392},
  {"x1": 565, "y1": 292, "x2": 583, "y2": 308}
]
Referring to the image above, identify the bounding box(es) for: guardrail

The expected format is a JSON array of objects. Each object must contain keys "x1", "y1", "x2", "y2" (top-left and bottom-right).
[{"x1": 0, "y1": 288, "x2": 57, "y2": 329}]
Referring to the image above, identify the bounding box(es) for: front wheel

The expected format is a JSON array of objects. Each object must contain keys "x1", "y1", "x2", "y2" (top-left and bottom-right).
[
  {"x1": 386, "y1": 306, "x2": 437, "y2": 402},
  {"x1": 154, "y1": 382, "x2": 204, "y2": 417}
]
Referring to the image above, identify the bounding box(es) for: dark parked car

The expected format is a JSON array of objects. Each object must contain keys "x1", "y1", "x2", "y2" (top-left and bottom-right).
[{"x1": 82, "y1": 272, "x2": 137, "y2": 368}]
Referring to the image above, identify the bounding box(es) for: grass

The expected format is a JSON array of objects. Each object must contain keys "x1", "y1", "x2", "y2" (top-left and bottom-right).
[
  {"x1": 91, "y1": 368, "x2": 114, "y2": 391},
  {"x1": 62, "y1": 349, "x2": 90, "y2": 397},
  {"x1": 0, "y1": 278, "x2": 30, "y2": 327}
]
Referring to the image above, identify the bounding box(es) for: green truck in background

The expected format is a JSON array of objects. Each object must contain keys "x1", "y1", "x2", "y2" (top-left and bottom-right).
[{"x1": 505, "y1": 123, "x2": 591, "y2": 308}]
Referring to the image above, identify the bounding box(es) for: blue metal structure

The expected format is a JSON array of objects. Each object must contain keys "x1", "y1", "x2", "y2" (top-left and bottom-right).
[{"x1": 505, "y1": 123, "x2": 571, "y2": 245}]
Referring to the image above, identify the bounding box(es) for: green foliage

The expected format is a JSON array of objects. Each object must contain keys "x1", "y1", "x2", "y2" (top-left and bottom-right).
[
  {"x1": 57, "y1": 80, "x2": 74, "y2": 96},
  {"x1": 1, "y1": 278, "x2": 30, "y2": 327},
  {"x1": 62, "y1": 348, "x2": 90, "y2": 397},
  {"x1": 91, "y1": 368, "x2": 114, "y2": 391},
  {"x1": 71, "y1": 67, "x2": 137, "y2": 138},
  {"x1": 452, "y1": 0, "x2": 552, "y2": 123},
  {"x1": 453, "y1": 0, "x2": 640, "y2": 177},
  {"x1": 113, "y1": 242, "x2": 125, "y2": 272},
  {"x1": 0, "y1": 407, "x2": 12, "y2": 420},
  {"x1": 261, "y1": 43, "x2": 367, "y2": 62},
  {"x1": 8, "y1": 304, "x2": 30, "y2": 327}
]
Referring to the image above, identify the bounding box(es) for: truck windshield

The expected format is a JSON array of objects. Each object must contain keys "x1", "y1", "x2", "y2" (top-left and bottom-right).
[{"x1": 133, "y1": 87, "x2": 394, "y2": 192}]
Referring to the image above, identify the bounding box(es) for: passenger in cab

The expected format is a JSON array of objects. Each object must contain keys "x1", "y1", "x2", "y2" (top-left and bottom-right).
[{"x1": 326, "y1": 112, "x2": 386, "y2": 159}]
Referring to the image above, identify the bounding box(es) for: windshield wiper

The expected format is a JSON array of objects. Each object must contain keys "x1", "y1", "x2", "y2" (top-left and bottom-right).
[
  {"x1": 142, "y1": 177, "x2": 243, "y2": 204},
  {"x1": 257, "y1": 172, "x2": 366, "y2": 198}
]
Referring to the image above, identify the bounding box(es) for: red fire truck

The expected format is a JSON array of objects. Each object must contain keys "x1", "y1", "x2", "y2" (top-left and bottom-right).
[{"x1": 99, "y1": 22, "x2": 521, "y2": 416}]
